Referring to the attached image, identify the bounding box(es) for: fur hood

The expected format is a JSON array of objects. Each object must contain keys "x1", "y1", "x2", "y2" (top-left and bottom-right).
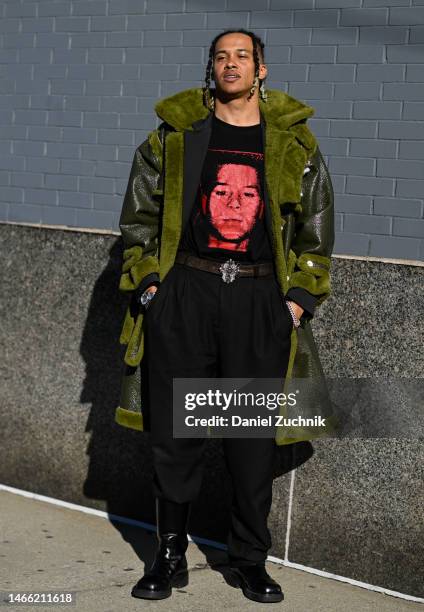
[{"x1": 154, "y1": 87, "x2": 316, "y2": 137}]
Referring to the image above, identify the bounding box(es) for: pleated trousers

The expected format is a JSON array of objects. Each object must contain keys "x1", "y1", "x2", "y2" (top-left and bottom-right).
[{"x1": 142, "y1": 258, "x2": 293, "y2": 565}]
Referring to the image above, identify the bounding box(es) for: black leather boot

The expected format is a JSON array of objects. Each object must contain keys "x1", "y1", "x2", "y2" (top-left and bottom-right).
[
  {"x1": 227, "y1": 563, "x2": 284, "y2": 603},
  {"x1": 131, "y1": 498, "x2": 191, "y2": 600}
]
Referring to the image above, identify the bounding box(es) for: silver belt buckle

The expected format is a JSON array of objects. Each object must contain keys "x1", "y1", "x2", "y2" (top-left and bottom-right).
[{"x1": 219, "y1": 258, "x2": 240, "y2": 283}]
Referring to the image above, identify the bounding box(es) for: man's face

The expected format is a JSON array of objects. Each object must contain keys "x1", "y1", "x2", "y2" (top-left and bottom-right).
[
  {"x1": 208, "y1": 164, "x2": 262, "y2": 241},
  {"x1": 212, "y1": 32, "x2": 267, "y2": 99}
]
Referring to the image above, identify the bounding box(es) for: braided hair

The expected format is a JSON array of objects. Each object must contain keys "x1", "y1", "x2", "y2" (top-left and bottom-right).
[{"x1": 203, "y1": 29, "x2": 266, "y2": 110}]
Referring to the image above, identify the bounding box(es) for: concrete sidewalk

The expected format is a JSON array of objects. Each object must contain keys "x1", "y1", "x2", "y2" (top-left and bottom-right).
[{"x1": 0, "y1": 489, "x2": 422, "y2": 612}]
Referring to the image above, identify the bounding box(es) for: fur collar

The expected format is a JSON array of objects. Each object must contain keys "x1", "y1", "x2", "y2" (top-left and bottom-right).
[{"x1": 154, "y1": 87, "x2": 315, "y2": 133}]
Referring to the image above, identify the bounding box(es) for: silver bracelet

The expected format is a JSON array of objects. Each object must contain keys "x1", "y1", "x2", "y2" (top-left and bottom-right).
[{"x1": 285, "y1": 300, "x2": 301, "y2": 328}]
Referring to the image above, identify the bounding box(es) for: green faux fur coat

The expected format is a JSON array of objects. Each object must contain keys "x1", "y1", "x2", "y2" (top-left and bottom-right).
[{"x1": 115, "y1": 87, "x2": 336, "y2": 445}]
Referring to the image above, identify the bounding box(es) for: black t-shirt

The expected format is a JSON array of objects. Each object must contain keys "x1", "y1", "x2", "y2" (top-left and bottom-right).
[{"x1": 179, "y1": 114, "x2": 273, "y2": 263}]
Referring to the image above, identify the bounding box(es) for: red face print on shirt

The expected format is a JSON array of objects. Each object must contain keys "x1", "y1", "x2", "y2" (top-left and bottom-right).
[{"x1": 200, "y1": 151, "x2": 265, "y2": 252}]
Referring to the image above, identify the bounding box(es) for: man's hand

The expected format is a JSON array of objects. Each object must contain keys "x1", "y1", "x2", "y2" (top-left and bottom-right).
[{"x1": 287, "y1": 301, "x2": 304, "y2": 320}]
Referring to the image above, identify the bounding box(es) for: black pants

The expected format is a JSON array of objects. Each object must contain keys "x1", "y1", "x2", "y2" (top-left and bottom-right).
[{"x1": 143, "y1": 260, "x2": 292, "y2": 566}]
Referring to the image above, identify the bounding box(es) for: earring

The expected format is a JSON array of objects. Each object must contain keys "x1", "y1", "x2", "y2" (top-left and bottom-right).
[
  {"x1": 250, "y1": 76, "x2": 259, "y2": 97},
  {"x1": 260, "y1": 80, "x2": 268, "y2": 102}
]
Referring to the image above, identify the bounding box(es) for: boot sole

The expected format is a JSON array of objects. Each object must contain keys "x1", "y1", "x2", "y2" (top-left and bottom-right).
[
  {"x1": 226, "y1": 569, "x2": 284, "y2": 604},
  {"x1": 131, "y1": 570, "x2": 189, "y2": 600}
]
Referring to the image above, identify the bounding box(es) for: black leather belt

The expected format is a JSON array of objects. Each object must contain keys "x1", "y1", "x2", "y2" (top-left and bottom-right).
[{"x1": 175, "y1": 251, "x2": 274, "y2": 283}]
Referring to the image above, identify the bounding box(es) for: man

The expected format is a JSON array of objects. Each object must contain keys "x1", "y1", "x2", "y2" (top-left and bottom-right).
[{"x1": 116, "y1": 28, "x2": 335, "y2": 603}]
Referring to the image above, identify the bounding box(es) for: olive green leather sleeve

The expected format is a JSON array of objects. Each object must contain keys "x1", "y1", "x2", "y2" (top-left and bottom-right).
[
  {"x1": 118, "y1": 127, "x2": 164, "y2": 294},
  {"x1": 287, "y1": 145, "x2": 335, "y2": 324}
]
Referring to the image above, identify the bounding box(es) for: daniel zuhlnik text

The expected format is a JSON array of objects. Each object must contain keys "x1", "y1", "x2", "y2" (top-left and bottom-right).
[{"x1": 185, "y1": 415, "x2": 326, "y2": 428}]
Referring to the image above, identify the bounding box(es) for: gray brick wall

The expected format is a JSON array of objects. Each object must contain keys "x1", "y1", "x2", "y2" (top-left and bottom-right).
[{"x1": 0, "y1": 0, "x2": 423, "y2": 261}]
